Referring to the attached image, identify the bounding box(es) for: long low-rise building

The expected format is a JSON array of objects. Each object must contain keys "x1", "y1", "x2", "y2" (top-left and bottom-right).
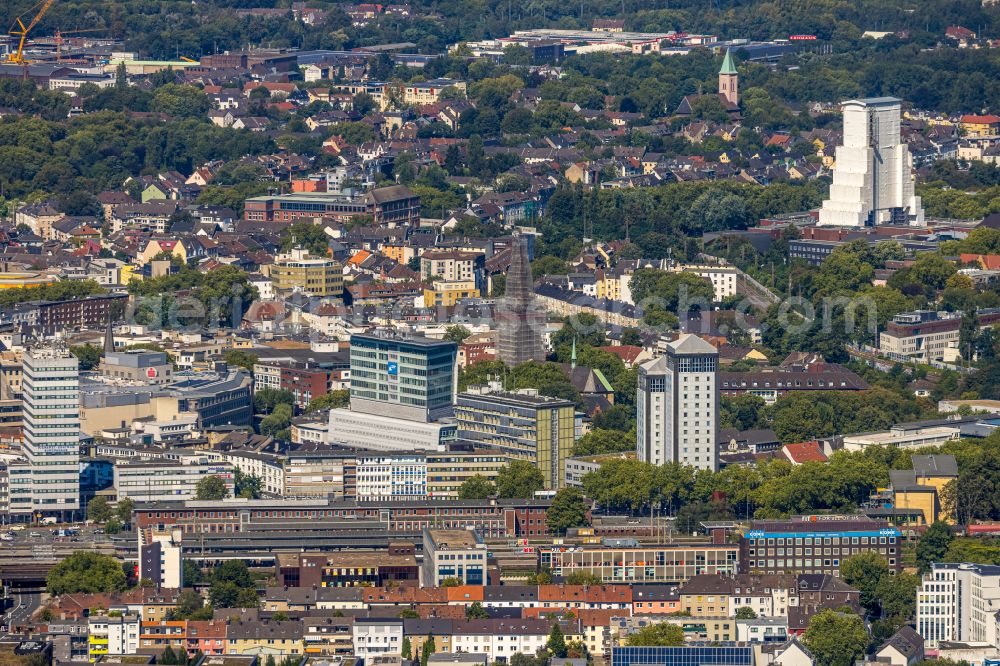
[
  {"x1": 114, "y1": 457, "x2": 236, "y2": 502},
  {"x1": 739, "y1": 516, "x2": 901, "y2": 576},
  {"x1": 718, "y1": 364, "x2": 868, "y2": 405},
  {"x1": 540, "y1": 542, "x2": 740, "y2": 585},
  {"x1": 279, "y1": 445, "x2": 510, "y2": 500},
  {"x1": 275, "y1": 550, "x2": 420, "y2": 588},
  {"x1": 243, "y1": 184, "x2": 420, "y2": 225},
  {"x1": 879, "y1": 308, "x2": 1000, "y2": 362},
  {"x1": 132, "y1": 497, "x2": 554, "y2": 538},
  {"x1": 842, "y1": 421, "x2": 963, "y2": 452},
  {"x1": 534, "y1": 284, "x2": 643, "y2": 328}
]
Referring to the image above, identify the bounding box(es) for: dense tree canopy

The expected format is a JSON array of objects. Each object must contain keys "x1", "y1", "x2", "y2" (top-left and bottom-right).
[{"x1": 48, "y1": 552, "x2": 128, "y2": 595}]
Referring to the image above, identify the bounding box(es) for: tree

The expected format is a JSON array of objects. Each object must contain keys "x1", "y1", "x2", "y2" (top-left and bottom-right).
[
  {"x1": 734, "y1": 606, "x2": 758, "y2": 619},
  {"x1": 254, "y1": 388, "x2": 294, "y2": 414},
  {"x1": 87, "y1": 496, "x2": 113, "y2": 523},
  {"x1": 685, "y1": 190, "x2": 748, "y2": 232},
  {"x1": 116, "y1": 498, "x2": 135, "y2": 526},
  {"x1": 625, "y1": 622, "x2": 685, "y2": 646},
  {"x1": 547, "y1": 623, "x2": 568, "y2": 658},
  {"x1": 420, "y1": 636, "x2": 436, "y2": 666},
  {"x1": 803, "y1": 609, "x2": 868, "y2": 666},
  {"x1": 260, "y1": 403, "x2": 293, "y2": 440},
  {"x1": 183, "y1": 561, "x2": 205, "y2": 585},
  {"x1": 171, "y1": 589, "x2": 205, "y2": 619},
  {"x1": 458, "y1": 475, "x2": 496, "y2": 499},
  {"x1": 465, "y1": 601, "x2": 489, "y2": 619},
  {"x1": 214, "y1": 561, "x2": 254, "y2": 588},
  {"x1": 527, "y1": 569, "x2": 553, "y2": 585},
  {"x1": 224, "y1": 350, "x2": 259, "y2": 371},
  {"x1": 495, "y1": 461, "x2": 545, "y2": 498},
  {"x1": 195, "y1": 475, "x2": 229, "y2": 500},
  {"x1": 720, "y1": 394, "x2": 767, "y2": 431},
  {"x1": 105, "y1": 518, "x2": 122, "y2": 534},
  {"x1": 161, "y1": 646, "x2": 179, "y2": 665},
  {"x1": 916, "y1": 521, "x2": 954, "y2": 574},
  {"x1": 47, "y1": 552, "x2": 128, "y2": 594},
  {"x1": 70, "y1": 344, "x2": 102, "y2": 370},
  {"x1": 439, "y1": 577, "x2": 462, "y2": 587},
  {"x1": 592, "y1": 404, "x2": 635, "y2": 432},
  {"x1": 564, "y1": 571, "x2": 603, "y2": 585},
  {"x1": 401, "y1": 637, "x2": 412, "y2": 660},
  {"x1": 572, "y1": 428, "x2": 634, "y2": 456},
  {"x1": 547, "y1": 487, "x2": 589, "y2": 535},
  {"x1": 234, "y1": 469, "x2": 263, "y2": 499},
  {"x1": 444, "y1": 325, "x2": 472, "y2": 343},
  {"x1": 209, "y1": 581, "x2": 258, "y2": 608},
  {"x1": 875, "y1": 571, "x2": 920, "y2": 629},
  {"x1": 150, "y1": 84, "x2": 211, "y2": 118},
  {"x1": 960, "y1": 311, "x2": 979, "y2": 363},
  {"x1": 840, "y1": 552, "x2": 889, "y2": 614},
  {"x1": 398, "y1": 609, "x2": 420, "y2": 618},
  {"x1": 305, "y1": 390, "x2": 350, "y2": 413}
]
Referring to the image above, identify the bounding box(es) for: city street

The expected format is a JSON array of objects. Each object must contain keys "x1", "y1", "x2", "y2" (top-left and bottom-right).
[{"x1": 1, "y1": 592, "x2": 41, "y2": 632}]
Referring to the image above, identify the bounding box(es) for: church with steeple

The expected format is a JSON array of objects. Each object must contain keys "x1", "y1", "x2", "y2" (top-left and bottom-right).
[
  {"x1": 718, "y1": 48, "x2": 739, "y2": 106},
  {"x1": 674, "y1": 48, "x2": 741, "y2": 118}
]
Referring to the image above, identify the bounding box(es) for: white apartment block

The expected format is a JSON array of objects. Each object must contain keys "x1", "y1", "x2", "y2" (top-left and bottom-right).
[
  {"x1": 355, "y1": 453, "x2": 427, "y2": 501},
  {"x1": 139, "y1": 527, "x2": 183, "y2": 589},
  {"x1": 137, "y1": 414, "x2": 199, "y2": 442},
  {"x1": 222, "y1": 449, "x2": 286, "y2": 496},
  {"x1": 253, "y1": 363, "x2": 283, "y2": 392},
  {"x1": 420, "y1": 250, "x2": 481, "y2": 282},
  {"x1": 676, "y1": 264, "x2": 739, "y2": 302},
  {"x1": 637, "y1": 334, "x2": 719, "y2": 471},
  {"x1": 114, "y1": 457, "x2": 235, "y2": 502},
  {"x1": 88, "y1": 614, "x2": 141, "y2": 660},
  {"x1": 450, "y1": 623, "x2": 549, "y2": 660},
  {"x1": 352, "y1": 619, "x2": 403, "y2": 659},
  {"x1": 917, "y1": 563, "x2": 1000, "y2": 647},
  {"x1": 23, "y1": 344, "x2": 81, "y2": 516}
]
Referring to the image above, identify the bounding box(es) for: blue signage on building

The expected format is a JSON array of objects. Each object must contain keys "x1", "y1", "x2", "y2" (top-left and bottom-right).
[{"x1": 387, "y1": 361, "x2": 398, "y2": 376}]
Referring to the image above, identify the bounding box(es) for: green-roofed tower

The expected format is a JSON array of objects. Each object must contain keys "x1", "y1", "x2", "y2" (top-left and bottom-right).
[{"x1": 718, "y1": 48, "x2": 739, "y2": 106}]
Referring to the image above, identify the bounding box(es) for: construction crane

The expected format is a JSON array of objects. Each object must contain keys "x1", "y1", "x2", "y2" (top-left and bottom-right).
[{"x1": 7, "y1": 0, "x2": 57, "y2": 65}]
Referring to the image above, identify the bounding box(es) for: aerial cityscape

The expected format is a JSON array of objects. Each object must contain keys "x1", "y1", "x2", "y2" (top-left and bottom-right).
[{"x1": 3, "y1": 1, "x2": 1000, "y2": 665}]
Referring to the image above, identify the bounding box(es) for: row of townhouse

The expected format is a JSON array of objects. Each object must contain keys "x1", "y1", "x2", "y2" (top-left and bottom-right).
[
  {"x1": 258, "y1": 574, "x2": 856, "y2": 626},
  {"x1": 57, "y1": 574, "x2": 862, "y2": 661},
  {"x1": 130, "y1": 615, "x2": 577, "y2": 661}
]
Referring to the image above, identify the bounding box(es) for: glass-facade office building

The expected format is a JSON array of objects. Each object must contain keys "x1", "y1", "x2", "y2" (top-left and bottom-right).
[
  {"x1": 455, "y1": 389, "x2": 577, "y2": 490},
  {"x1": 349, "y1": 334, "x2": 457, "y2": 422}
]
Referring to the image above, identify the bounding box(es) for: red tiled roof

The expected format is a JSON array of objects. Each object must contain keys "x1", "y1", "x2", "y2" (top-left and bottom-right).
[
  {"x1": 961, "y1": 114, "x2": 1000, "y2": 125},
  {"x1": 598, "y1": 345, "x2": 645, "y2": 364},
  {"x1": 782, "y1": 441, "x2": 828, "y2": 463},
  {"x1": 960, "y1": 253, "x2": 1000, "y2": 270}
]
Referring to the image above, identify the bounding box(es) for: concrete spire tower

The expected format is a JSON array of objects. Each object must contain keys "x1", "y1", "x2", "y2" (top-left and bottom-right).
[
  {"x1": 497, "y1": 236, "x2": 546, "y2": 366},
  {"x1": 819, "y1": 97, "x2": 925, "y2": 227}
]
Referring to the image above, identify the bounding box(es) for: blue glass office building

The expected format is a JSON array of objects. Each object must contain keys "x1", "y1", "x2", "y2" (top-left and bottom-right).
[{"x1": 349, "y1": 333, "x2": 457, "y2": 422}]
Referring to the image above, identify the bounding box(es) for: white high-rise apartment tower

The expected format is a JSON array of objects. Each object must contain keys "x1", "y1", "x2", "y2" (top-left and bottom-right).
[
  {"x1": 23, "y1": 344, "x2": 80, "y2": 517},
  {"x1": 819, "y1": 97, "x2": 924, "y2": 227},
  {"x1": 917, "y1": 563, "x2": 1000, "y2": 647},
  {"x1": 636, "y1": 334, "x2": 719, "y2": 471}
]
